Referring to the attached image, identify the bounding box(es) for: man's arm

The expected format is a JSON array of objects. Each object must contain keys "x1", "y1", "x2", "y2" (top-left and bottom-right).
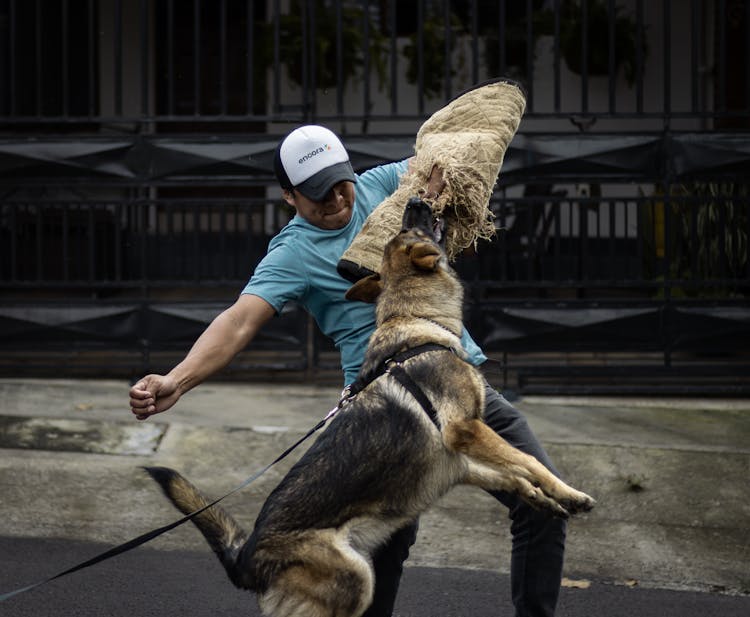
[
  {"x1": 128, "y1": 293, "x2": 276, "y2": 420},
  {"x1": 407, "y1": 159, "x2": 446, "y2": 198}
]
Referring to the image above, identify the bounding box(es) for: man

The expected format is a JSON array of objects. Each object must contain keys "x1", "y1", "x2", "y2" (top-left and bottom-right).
[{"x1": 130, "y1": 124, "x2": 566, "y2": 617}]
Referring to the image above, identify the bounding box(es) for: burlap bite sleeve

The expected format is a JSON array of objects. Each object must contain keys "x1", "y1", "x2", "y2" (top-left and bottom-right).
[{"x1": 337, "y1": 78, "x2": 527, "y2": 283}]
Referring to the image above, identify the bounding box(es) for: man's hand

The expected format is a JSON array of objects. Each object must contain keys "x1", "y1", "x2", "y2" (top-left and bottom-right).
[
  {"x1": 127, "y1": 294, "x2": 275, "y2": 422},
  {"x1": 426, "y1": 164, "x2": 446, "y2": 198},
  {"x1": 129, "y1": 374, "x2": 181, "y2": 421}
]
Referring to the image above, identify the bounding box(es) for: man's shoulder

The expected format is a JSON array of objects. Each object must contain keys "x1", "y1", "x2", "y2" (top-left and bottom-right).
[
  {"x1": 355, "y1": 159, "x2": 410, "y2": 212},
  {"x1": 268, "y1": 217, "x2": 309, "y2": 247},
  {"x1": 357, "y1": 159, "x2": 409, "y2": 185}
]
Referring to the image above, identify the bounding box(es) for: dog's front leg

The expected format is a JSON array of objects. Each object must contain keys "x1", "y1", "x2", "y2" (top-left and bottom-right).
[{"x1": 445, "y1": 419, "x2": 595, "y2": 517}]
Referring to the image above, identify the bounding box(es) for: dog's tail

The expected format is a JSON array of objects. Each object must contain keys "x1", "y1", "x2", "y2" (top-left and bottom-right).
[{"x1": 143, "y1": 466, "x2": 254, "y2": 590}]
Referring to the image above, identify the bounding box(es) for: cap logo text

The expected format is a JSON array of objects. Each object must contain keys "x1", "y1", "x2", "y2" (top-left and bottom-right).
[{"x1": 298, "y1": 144, "x2": 331, "y2": 165}]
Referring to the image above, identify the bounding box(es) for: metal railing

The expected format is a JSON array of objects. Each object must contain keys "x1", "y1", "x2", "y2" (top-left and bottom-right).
[
  {"x1": 2, "y1": 188, "x2": 748, "y2": 296},
  {"x1": 0, "y1": 0, "x2": 748, "y2": 392},
  {"x1": 1, "y1": 0, "x2": 748, "y2": 130}
]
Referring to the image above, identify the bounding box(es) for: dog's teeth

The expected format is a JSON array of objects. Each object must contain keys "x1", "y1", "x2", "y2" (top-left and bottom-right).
[{"x1": 432, "y1": 218, "x2": 444, "y2": 242}]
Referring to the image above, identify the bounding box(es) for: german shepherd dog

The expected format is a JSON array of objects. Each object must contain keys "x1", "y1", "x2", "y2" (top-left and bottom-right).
[{"x1": 145, "y1": 198, "x2": 594, "y2": 617}]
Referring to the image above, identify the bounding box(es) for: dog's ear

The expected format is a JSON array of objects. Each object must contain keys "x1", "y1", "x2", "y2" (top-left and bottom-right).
[
  {"x1": 410, "y1": 243, "x2": 442, "y2": 271},
  {"x1": 345, "y1": 274, "x2": 383, "y2": 303}
]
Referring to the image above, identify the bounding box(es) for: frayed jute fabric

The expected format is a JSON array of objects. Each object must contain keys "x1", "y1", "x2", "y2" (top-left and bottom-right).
[{"x1": 337, "y1": 78, "x2": 527, "y2": 283}]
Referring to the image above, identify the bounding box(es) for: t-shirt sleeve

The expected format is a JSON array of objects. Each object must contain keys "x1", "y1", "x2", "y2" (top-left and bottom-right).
[
  {"x1": 356, "y1": 159, "x2": 410, "y2": 215},
  {"x1": 460, "y1": 328, "x2": 488, "y2": 366},
  {"x1": 241, "y1": 240, "x2": 308, "y2": 314}
]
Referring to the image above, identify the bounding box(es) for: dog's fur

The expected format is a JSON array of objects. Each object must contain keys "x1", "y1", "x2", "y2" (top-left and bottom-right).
[{"x1": 145, "y1": 198, "x2": 594, "y2": 617}]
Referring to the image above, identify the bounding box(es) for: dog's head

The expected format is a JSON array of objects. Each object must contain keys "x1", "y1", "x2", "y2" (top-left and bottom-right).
[{"x1": 346, "y1": 197, "x2": 459, "y2": 309}]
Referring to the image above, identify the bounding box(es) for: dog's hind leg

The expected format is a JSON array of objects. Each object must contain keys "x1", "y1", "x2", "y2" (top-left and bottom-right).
[
  {"x1": 259, "y1": 533, "x2": 374, "y2": 617},
  {"x1": 445, "y1": 420, "x2": 595, "y2": 517}
]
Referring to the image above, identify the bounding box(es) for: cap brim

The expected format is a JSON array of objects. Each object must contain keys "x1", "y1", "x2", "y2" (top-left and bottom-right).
[{"x1": 295, "y1": 161, "x2": 357, "y2": 201}]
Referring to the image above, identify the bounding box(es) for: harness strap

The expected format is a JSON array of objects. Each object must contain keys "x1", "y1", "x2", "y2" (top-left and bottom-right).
[
  {"x1": 387, "y1": 364, "x2": 441, "y2": 428},
  {"x1": 342, "y1": 342, "x2": 458, "y2": 429},
  {"x1": 345, "y1": 342, "x2": 455, "y2": 402},
  {"x1": 391, "y1": 342, "x2": 454, "y2": 365}
]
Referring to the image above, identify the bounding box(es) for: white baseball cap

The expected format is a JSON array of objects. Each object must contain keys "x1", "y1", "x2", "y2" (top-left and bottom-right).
[{"x1": 273, "y1": 125, "x2": 357, "y2": 201}]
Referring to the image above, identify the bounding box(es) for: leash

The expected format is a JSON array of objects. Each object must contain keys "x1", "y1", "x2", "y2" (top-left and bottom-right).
[
  {"x1": 0, "y1": 405, "x2": 341, "y2": 603},
  {"x1": 1, "y1": 345, "x2": 454, "y2": 602}
]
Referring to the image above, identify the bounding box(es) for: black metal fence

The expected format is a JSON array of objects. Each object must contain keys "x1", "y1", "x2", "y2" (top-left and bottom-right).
[
  {"x1": 1, "y1": 0, "x2": 749, "y2": 128},
  {"x1": 1, "y1": 0, "x2": 749, "y2": 393}
]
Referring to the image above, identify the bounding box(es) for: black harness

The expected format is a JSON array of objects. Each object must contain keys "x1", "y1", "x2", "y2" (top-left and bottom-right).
[{"x1": 343, "y1": 342, "x2": 461, "y2": 428}]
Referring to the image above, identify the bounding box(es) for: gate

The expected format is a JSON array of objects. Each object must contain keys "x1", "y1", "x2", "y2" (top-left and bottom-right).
[{"x1": 1, "y1": 1, "x2": 748, "y2": 393}]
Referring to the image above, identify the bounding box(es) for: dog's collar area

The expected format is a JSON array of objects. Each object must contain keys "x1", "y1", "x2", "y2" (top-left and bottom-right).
[
  {"x1": 380, "y1": 315, "x2": 461, "y2": 339},
  {"x1": 418, "y1": 317, "x2": 460, "y2": 339},
  {"x1": 386, "y1": 342, "x2": 458, "y2": 367}
]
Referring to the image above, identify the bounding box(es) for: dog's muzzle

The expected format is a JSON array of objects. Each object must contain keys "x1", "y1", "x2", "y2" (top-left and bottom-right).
[{"x1": 402, "y1": 197, "x2": 445, "y2": 245}]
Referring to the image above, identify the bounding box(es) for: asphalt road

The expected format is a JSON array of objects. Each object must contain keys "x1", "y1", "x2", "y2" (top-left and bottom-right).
[{"x1": 1, "y1": 536, "x2": 748, "y2": 617}]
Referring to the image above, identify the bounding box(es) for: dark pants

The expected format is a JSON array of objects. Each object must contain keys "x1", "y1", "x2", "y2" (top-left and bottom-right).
[{"x1": 362, "y1": 382, "x2": 567, "y2": 617}]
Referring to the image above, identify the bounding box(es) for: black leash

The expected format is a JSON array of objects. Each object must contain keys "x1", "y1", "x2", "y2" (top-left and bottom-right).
[
  {"x1": 1, "y1": 344, "x2": 456, "y2": 602},
  {"x1": 0, "y1": 412, "x2": 335, "y2": 602}
]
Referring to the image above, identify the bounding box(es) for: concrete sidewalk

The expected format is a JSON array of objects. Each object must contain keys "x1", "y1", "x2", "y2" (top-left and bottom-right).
[{"x1": 1, "y1": 378, "x2": 749, "y2": 597}]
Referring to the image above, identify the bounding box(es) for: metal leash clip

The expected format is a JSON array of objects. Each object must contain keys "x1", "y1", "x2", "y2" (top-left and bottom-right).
[{"x1": 334, "y1": 385, "x2": 356, "y2": 413}]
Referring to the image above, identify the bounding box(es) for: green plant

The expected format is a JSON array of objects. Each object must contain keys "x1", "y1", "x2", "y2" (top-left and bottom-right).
[
  {"x1": 277, "y1": 0, "x2": 387, "y2": 91},
  {"x1": 480, "y1": 3, "x2": 554, "y2": 81},
  {"x1": 641, "y1": 183, "x2": 749, "y2": 296},
  {"x1": 402, "y1": 10, "x2": 466, "y2": 100},
  {"x1": 675, "y1": 182, "x2": 748, "y2": 283},
  {"x1": 559, "y1": 0, "x2": 646, "y2": 87}
]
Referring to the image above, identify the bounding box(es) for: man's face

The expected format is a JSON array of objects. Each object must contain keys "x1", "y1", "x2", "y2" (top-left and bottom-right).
[{"x1": 284, "y1": 180, "x2": 356, "y2": 230}]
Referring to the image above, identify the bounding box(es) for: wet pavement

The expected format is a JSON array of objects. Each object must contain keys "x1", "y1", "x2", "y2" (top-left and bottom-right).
[{"x1": 1, "y1": 378, "x2": 749, "y2": 614}]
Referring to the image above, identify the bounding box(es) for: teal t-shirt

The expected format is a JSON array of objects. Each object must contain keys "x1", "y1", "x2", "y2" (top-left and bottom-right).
[{"x1": 242, "y1": 160, "x2": 486, "y2": 385}]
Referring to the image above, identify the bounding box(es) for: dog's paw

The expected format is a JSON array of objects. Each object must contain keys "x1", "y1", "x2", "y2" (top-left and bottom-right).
[
  {"x1": 519, "y1": 480, "x2": 571, "y2": 519},
  {"x1": 519, "y1": 479, "x2": 596, "y2": 519},
  {"x1": 560, "y1": 490, "x2": 596, "y2": 515}
]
